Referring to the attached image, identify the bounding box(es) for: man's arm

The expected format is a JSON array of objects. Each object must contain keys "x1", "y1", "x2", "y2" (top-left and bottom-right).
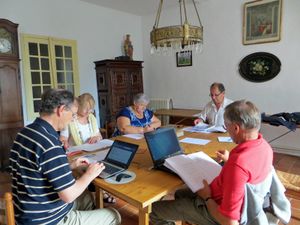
[
  {"x1": 197, "y1": 180, "x2": 239, "y2": 225},
  {"x1": 58, "y1": 162, "x2": 105, "y2": 203}
]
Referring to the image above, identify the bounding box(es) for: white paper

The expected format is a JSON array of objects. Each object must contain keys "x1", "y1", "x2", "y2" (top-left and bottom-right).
[
  {"x1": 76, "y1": 149, "x2": 109, "y2": 163},
  {"x1": 183, "y1": 124, "x2": 226, "y2": 133},
  {"x1": 164, "y1": 151, "x2": 222, "y2": 192},
  {"x1": 180, "y1": 137, "x2": 211, "y2": 145},
  {"x1": 218, "y1": 136, "x2": 233, "y2": 143},
  {"x1": 67, "y1": 139, "x2": 114, "y2": 152},
  {"x1": 122, "y1": 133, "x2": 144, "y2": 140}
]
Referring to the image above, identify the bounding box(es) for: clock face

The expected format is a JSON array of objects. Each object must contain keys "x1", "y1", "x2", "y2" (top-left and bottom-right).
[{"x1": 0, "y1": 38, "x2": 12, "y2": 53}]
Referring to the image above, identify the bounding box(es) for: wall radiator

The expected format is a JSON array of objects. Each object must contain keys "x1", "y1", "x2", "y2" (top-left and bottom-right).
[{"x1": 149, "y1": 98, "x2": 173, "y2": 125}]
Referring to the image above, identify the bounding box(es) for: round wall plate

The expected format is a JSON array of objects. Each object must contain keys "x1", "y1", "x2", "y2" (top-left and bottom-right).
[{"x1": 239, "y1": 52, "x2": 281, "y2": 82}]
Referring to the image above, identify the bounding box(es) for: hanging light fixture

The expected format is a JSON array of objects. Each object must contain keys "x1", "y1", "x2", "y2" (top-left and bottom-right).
[{"x1": 150, "y1": 0, "x2": 203, "y2": 55}]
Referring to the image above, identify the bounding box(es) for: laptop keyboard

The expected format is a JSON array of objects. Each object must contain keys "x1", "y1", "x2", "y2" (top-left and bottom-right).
[{"x1": 103, "y1": 162, "x2": 120, "y2": 174}]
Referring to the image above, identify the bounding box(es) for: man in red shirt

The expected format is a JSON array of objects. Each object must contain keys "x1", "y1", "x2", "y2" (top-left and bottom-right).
[{"x1": 150, "y1": 100, "x2": 273, "y2": 225}]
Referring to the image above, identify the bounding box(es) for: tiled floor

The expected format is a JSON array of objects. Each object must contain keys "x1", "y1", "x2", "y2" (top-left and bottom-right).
[{"x1": 1, "y1": 152, "x2": 300, "y2": 225}]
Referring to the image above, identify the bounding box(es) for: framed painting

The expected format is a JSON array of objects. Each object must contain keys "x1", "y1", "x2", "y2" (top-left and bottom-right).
[
  {"x1": 176, "y1": 51, "x2": 192, "y2": 67},
  {"x1": 243, "y1": 0, "x2": 282, "y2": 45}
]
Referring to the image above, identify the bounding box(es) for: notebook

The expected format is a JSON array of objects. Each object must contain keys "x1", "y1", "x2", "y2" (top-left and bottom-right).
[
  {"x1": 98, "y1": 140, "x2": 139, "y2": 179},
  {"x1": 144, "y1": 127, "x2": 184, "y2": 174}
]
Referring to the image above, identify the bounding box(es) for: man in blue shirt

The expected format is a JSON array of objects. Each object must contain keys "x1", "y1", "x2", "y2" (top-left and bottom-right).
[{"x1": 9, "y1": 89, "x2": 120, "y2": 225}]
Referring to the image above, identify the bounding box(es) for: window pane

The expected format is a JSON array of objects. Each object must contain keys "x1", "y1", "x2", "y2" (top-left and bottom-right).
[
  {"x1": 43, "y1": 86, "x2": 51, "y2": 93},
  {"x1": 55, "y1": 45, "x2": 63, "y2": 57},
  {"x1": 58, "y1": 84, "x2": 66, "y2": 89},
  {"x1": 64, "y1": 46, "x2": 72, "y2": 57},
  {"x1": 32, "y1": 86, "x2": 42, "y2": 98},
  {"x1": 30, "y1": 57, "x2": 40, "y2": 70},
  {"x1": 29, "y1": 43, "x2": 38, "y2": 55},
  {"x1": 67, "y1": 85, "x2": 74, "y2": 93},
  {"x1": 41, "y1": 58, "x2": 49, "y2": 70},
  {"x1": 31, "y1": 72, "x2": 41, "y2": 84},
  {"x1": 40, "y1": 44, "x2": 49, "y2": 56},
  {"x1": 66, "y1": 72, "x2": 74, "y2": 83},
  {"x1": 33, "y1": 100, "x2": 41, "y2": 113},
  {"x1": 65, "y1": 59, "x2": 73, "y2": 70},
  {"x1": 56, "y1": 58, "x2": 64, "y2": 70},
  {"x1": 57, "y1": 72, "x2": 65, "y2": 83},
  {"x1": 42, "y1": 72, "x2": 51, "y2": 84}
]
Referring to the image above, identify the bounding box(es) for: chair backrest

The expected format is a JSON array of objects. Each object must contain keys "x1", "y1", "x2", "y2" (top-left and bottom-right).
[{"x1": 4, "y1": 192, "x2": 15, "y2": 225}]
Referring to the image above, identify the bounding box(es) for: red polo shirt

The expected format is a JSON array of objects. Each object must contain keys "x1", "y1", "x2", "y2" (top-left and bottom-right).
[{"x1": 210, "y1": 134, "x2": 273, "y2": 220}]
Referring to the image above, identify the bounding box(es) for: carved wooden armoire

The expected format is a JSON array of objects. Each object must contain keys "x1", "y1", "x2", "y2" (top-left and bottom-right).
[{"x1": 94, "y1": 60, "x2": 143, "y2": 128}]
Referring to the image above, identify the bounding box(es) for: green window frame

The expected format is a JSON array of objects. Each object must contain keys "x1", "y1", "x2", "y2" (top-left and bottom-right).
[{"x1": 21, "y1": 34, "x2": 80, "y2": 120}]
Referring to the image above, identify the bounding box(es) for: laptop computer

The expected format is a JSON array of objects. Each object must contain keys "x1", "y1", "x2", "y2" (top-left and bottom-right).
[
  {"x1": 99, "y1": 140, "x2": 139, "y2": 179},
  {"x1": 144, "y1": 127, "x2": 184, "y2": 174}
]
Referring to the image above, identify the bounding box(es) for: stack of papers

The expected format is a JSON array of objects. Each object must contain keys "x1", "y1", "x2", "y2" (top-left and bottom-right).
[
  {"x1": 122, "y1": 133, "x2": 144, "y2": 140},
  {"x1": 67, "y1": 139, "x2": 114, "y2": 153},
  {"x1": 183, "y1": 123, "x2": 226, "y2": 133},
  {"x1": 179, "y1": 137, "x2": 211, "y2": 145},
  {"x1": 164, "y1": 151, "x2": 222, "y2": 192}
]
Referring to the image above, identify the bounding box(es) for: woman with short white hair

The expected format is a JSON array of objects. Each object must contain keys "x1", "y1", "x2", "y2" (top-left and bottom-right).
[{"x1": 113, "y1": 93, "x2": 161, "y2": 136}]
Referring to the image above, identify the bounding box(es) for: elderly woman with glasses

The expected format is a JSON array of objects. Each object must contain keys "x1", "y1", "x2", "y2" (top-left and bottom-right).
[
  {"x1": 60, "y1": 93, "x2": 102, "y2": 148},
  {"x1": 194, "y1": 82, "x2": 233, "y2": 127},
  {"x1": 113, "y1": 93, "x2": 161, "y2": 136}
]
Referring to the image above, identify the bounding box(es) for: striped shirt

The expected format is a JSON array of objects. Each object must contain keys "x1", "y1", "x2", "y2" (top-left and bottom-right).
[{"x1": 9, "y1": 118, "x2": 75, "y2": 225}]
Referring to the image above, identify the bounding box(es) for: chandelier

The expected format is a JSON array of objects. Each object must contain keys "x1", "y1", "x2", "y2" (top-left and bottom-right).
[{"x1": 150, "y1": 0, "x2": 203, "y2": 55}]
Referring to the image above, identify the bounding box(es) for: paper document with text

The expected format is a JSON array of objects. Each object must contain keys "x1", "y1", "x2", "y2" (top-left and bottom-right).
[{"x1": 164, "y1": 151, "x2": 222, "y2": 192}]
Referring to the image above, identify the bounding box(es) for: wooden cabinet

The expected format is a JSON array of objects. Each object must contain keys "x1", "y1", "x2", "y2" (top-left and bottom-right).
[
  {"x1": 94, "y1": 60, "x2": 143, "y2": 128},
  {"x1": 0, "y1": 19, "x2": 23, "y2": 170}
]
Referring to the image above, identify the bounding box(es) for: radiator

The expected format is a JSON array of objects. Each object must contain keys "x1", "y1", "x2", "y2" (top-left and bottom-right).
[{"x1": 149, "y1": 98, "x2": 173, "y2": 125}]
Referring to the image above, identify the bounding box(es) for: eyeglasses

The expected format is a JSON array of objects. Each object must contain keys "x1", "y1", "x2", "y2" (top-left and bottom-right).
[
  {"x1": 209, "y1": 92, "x2": 223, "y2": 97},
  {"x1": 65, "y1": 106, "x2": 77, "y2": 119}
]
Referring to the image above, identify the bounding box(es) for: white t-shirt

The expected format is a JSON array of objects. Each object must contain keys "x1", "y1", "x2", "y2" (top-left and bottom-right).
[
  {"x1": 61, "y1": 122, "x2": 99, "y2": 146},
  {"x1": 198, "y1": 97, "x2": 233, "y2": 127}
]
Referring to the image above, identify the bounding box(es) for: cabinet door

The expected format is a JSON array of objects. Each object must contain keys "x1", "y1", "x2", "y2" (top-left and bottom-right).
[
  {"x1": 110, "y1": 68, "x2": 130, "y2": 115},
  {"x1": 0, "y1": 62, "x2": 23, "y2": 127},
  {"x1": 128, "y1": 68, "x2": 143, "y2": 100}
]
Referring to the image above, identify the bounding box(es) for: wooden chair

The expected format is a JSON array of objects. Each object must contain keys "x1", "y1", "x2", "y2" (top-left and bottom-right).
[{"x1": 4, "y1": 192, "x2": 15, "y2": 225}]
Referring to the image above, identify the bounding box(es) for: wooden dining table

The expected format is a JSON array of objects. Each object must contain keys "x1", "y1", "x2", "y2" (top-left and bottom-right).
[{"x1": 92, "y1": 130, "x2": 236, "y2": 225}]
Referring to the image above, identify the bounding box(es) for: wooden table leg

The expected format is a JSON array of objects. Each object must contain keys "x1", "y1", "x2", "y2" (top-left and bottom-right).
[
  {"x1": 95, "y1": 186, "x2": 104, "y2": 209},
  {"x1": 139, "y1": 205, "x2": 152, "y2": 225}
]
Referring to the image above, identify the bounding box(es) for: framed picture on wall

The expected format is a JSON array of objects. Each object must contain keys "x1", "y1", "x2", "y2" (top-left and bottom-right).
[
  {"x1": 176, "y1": 51, "x2": 192, "y2": 67},
  {"x1": 243, "y1": 0, "x2": 282, "y2": 45}
]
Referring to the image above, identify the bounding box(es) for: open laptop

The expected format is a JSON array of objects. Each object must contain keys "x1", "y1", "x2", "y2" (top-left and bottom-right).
[
  {"x1": 144, "y1": 127, "x2": 184, "y2": 174},
  {"x1": 99, "y1": 140, "x2": 138, "y2": 179}
]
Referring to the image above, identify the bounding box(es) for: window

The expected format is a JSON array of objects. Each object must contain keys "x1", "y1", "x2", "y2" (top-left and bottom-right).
[{"x1": 21, "y1": 34, "x2": 80, "y2": 120}]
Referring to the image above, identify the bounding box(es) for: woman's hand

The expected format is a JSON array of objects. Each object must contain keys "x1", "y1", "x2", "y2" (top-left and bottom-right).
[
  {"x1": 143, "y1": 125, "x2": 155, "y2": 133},
  {"x1": 87, "y1": 134, "x2": 103, "y2": 144},
  {"x1": 216, "y1": 150, "x2": 229, "y2": 163}
]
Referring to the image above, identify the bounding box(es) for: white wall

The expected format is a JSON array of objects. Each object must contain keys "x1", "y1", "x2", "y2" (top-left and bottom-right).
[
  {"x1": 0, "y1": 0, "x2": 143, "y2": 125},
  {"x1": 142, "y1": 0, "x2": 300, "y2": 114}
]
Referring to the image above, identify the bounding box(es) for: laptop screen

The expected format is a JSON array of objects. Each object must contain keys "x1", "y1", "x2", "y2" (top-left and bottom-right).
[
  {"x1": 105, "y1": 140, "x2": 138, "y2": 168},
  {"x1": 144, "y1": 127, "x2": 182, "y2": 164}
]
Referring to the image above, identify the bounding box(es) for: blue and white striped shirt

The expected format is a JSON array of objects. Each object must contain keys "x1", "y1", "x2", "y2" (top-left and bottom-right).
[{"x1": 9, "y1": 118, "x2": 75, "y2": 225}]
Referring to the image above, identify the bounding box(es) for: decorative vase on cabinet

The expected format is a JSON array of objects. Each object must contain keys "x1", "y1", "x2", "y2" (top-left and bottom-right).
[{"x1": 94, "y1": 60, "x2": 143, "y2": 132}]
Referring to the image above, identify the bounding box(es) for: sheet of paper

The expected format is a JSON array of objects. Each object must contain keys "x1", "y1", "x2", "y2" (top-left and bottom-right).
[
  {"x1": 182, "y1": 127, "x2": 211, "y2": 133},
  {"x1": 122, "y1": 133, "x2": 144, "y2": 140},
  {"x1": 179, "y1": 137, "x2": 211, "y2": 145},
  {"x1": 164, "y1": 151, "x2": 221, "y2": 192},
  {"x1": 218, "y1": 136, "x2": 233, "y2": 143},
  {"x1": 67, "y1": 139, "x2": 114, "y2": 152},
  {"x1": 75, "y1": 149, "x2": 109, "y2": 163}
]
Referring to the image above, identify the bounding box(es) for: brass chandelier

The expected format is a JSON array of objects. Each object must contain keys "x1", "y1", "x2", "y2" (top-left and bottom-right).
[{"x1": 150, "y1": 0, "x2": 203, "y2": 55}]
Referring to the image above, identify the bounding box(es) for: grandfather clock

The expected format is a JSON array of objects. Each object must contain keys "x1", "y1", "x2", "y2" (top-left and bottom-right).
[{"x1": 0, "y1": 19, "x2": 23, "y2": 170}]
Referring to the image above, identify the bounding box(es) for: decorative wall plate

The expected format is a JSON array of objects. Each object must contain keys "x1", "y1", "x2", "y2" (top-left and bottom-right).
[{"x1": 239, "y1": 52, "x2": 281, "y2": 82}]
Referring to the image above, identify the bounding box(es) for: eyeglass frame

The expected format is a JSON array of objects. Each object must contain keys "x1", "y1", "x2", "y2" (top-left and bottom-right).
[
  {"x1": 64, "y1": 106, "x2": 77, "y2": 119},
  {"x1": 209, "y1": 91, "x2": 224, "y2": 98}
]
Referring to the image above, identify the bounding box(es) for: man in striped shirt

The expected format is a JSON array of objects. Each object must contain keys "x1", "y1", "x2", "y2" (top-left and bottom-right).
[{"x1": 9, "y1": 89, "x2": 121, "y2": 225}]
